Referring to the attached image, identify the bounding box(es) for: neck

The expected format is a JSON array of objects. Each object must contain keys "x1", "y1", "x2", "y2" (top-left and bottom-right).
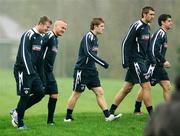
[
  {"x1": 91, "y1": 30, "x2": 97, "y2": 36},
  {"x1": 161, "y1": 26, "x2": 167, "y2": 32},
  {"x1": 141, "y1": 18, "x2": 148, "y2": 24},
  {"x1": 35, "y1": 25, "x2": 41, "y2": 33},
  {"x1": 53, "y1": 30, "x2": 57, "y2": 36}
]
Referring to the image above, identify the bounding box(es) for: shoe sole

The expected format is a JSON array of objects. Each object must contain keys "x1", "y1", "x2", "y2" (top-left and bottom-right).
[
  {"x1": 64, "y1": 119, "x2": 72, "y2": 122},
  {"x1": 18, "y1": 126, "x2": 27, "y2": 129},
  {"x1": 47, "y1": 123, "x2": 55, "y2": 125},
  {"x1": 11, "y1": 119, "x2": 18, "y2": 127},
  {"x1": 114, "y1": 113, "x2": 122, "y2": 119}
]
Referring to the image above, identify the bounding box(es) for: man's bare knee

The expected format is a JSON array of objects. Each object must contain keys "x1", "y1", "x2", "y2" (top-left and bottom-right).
[
  {"x1": 96, "y1": 91, "x2": 104, "y2": 97},
  {"x1": 163, "y1": 84, "x2": 171, "y2": 92},
  {"x1": 122, "y1": 84, "x2": 133, "y2": 94},
  {"x1": 141, "y1": 82, "x2": 151, "y2": 90},
  {"x1": 161, "y1": 81, "x2": 171, "y2": 91},
  {"x1": 72, "y1": 91, "x2": 82, "y2": 99}
]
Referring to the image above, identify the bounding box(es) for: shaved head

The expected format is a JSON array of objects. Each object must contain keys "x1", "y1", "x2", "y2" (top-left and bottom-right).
[
  {"x1": 53, "y1": 20, "x2": 67, "y2": 36},
  {"x1": 54, "y1": 20, "x2": 67, "y2": 27}
]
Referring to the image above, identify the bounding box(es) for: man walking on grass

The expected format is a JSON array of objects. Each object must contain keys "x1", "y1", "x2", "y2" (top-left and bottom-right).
[
  {"x1": 134, "y1": 14, "x2": 172, "y2": 115},
  {"x1": 64, "y1": 18, "x2": 121, "y2": 122},
  {"x1": 110, "y1": 6, "x2": 156, "y2": 116},
  {"x1": 10, "y1": 16, "x2": 52, "y2": 129}
]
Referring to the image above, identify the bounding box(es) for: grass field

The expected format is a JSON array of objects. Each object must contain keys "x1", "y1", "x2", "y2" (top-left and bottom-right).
[{"x1": 0, "y1": 69, "x2": 166, "y2": 136}]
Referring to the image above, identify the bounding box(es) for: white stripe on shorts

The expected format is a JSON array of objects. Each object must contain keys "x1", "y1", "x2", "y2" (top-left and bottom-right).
[
  {"x1": 74, "y1": 70, "x2": 82, "y2": 90},
  {"x1": 134, "y1": 62, "x2": 141, "y2": 83}
]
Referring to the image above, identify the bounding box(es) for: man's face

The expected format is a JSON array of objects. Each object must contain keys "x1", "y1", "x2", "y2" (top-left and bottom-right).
[
  {"x1": 162, "y1": 18, "x2": 172, "y2": 30},
  {"x1": 94, "y1": 23, "x2": 105, "y2": 34},
  {"x1": 55, "y1": 22, "x2": 67, "y2": 36},
  {"x1": 144, "y1": 10, "x2": 155, "y2": 23}
]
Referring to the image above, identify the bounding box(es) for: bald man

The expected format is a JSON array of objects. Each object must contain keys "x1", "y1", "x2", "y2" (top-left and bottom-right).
[{"x1": 42, "y1": 20, "x2": 67, "y2": 124}]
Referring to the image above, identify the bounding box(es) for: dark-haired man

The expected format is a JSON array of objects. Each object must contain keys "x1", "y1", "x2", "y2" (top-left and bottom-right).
[{"x1": 134, "y1": 14, "x2": 172, "y2": 115}]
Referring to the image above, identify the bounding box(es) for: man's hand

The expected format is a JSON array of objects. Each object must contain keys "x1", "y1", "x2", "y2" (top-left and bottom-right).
[
  {"x1": 164, "y1": 61, "x2": 171, "y2": 68},
  {"x1": 104, "y1": 63, "x2": 109, "y2": 69}
]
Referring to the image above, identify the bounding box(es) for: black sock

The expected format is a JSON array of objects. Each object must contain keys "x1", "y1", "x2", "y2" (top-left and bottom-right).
[
  {"x1": 16, "y1": 96, "x2": 30, "y2": 127},
  {"x1": 103, "y1": 109, "x2": 110, "y2": 118},
  {"x1": 26, "y1": 93, "x2": 44, "y2": 110},
  {"x1": 47, "y1": 97, "x2": 57, "y2": 123},
  {"x1": 66, "y1": 109, "x2": 73, "y2": 119},
  {"x1": 146, "y1": 106, "x2": 153, "y2": 115},
  {"x1": 109, "y1": 104, "x2": 118, "y2": 114},
  {"x1": 134, "y1": 101, "x2": 142, "y2": 112}
]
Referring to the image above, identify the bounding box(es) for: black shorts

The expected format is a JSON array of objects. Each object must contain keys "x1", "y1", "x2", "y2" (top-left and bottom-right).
[
  {"x1": 73, "y1": 69, "x2": 101, "y2": 92},
  {"x1": 14, "y1": 69, "x2": 44, "y2": 96},
  {"x1": 150, "y1": 66, "x2": 169, "y2": 86},
  {"x1": 125, "y1": 61, "x2": 150, "y2": 84},
  {"x1": 44, "y1": 71, "x2": 58, "y2": 94}
]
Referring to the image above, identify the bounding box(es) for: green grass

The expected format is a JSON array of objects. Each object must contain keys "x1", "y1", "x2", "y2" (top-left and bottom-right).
[
  {"x1": 1, "y1": 113, "x2": 147, "y2": 136},
  {"x1": 0, "y1": 69, "x2": 166, "y2": 136}
]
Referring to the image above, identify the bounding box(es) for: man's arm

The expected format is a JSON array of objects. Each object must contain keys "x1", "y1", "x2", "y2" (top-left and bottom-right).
[
  {"x1": 152, "y1": 33, "x2": 166, "y2": 64},
  {"x1": 121, "y1": 23, "x2": 137, "y2": 68},
  {"x1": 83, "y1": 34, "x2": 109, "y2": 69},
  {"x1": 21, "y1": 31, "x2": 35, "y2": 75},
  {"x1": 147, "y1": 35, "x2": 156, "y2": 65}
]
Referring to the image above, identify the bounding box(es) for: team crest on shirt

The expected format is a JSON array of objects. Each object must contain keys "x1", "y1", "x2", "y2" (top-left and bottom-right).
[
  {"x1": 141, "y1": 34, "x2": 150, "y2": 40},
  {"x1": 32, "y1": 45, "x2": 41, "y2": 51},
  {"x1": 52, "y1": 47, "x2": 58, "y2": 53}
]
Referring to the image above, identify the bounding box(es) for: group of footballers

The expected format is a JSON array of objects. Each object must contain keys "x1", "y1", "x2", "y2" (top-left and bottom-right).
[{"x1": 10, "y1": 5, "x2": 172, "y2": 129}]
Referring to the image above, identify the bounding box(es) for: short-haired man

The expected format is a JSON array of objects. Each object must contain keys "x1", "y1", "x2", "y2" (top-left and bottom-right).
[
  {"x1": 42, "y1": 20, "x2": 67, "y2": 124},
  {"x1": 10, "y1": 16, "x2": 52, "y2": 129},
  {"x1": 110, "y1": 6, "x2": 156, "y2": 116},
  {"x1": 64, "y1": 18, "x2": 120, "y2": 122},
  {"x1": 134, "y1": 14, "x2": 172, "y2": 115}
]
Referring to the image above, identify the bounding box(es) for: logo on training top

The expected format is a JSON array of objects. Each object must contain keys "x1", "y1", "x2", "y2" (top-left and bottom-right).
[
  {"x1": 32, "y1": 45, "x2": 41, "y2": 51},
  {"x1": 52, "y1": 46, "x2": 58, "y2": 53},
  {"x1": 141, "y1": 34, "x2": 150, "y2": 40}
]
